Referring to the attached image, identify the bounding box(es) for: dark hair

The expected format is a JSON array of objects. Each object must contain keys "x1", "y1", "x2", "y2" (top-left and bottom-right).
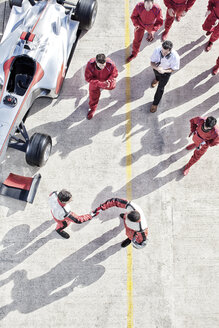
[
  {"x1": 162, "y1": 40, "x2": 173, "y2": 50},
  {"x1": 127, "y1": 211, "x2": 140, "y2": 222},
  {"x1": 205, "y1": 116, "x2": 217, "y2": 128},
  {"x1": 58, "y1": 189, "x2": 72, "y2": 203},
  {"x1": 96, "y1": 54, "x2": 106, "y2": 64},
  {"x1": 144, "y1": 0, "x2": 154, "y2": 2}
]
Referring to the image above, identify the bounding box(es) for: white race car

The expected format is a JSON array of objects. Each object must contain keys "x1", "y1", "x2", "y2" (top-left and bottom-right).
[{"x1": 0, "y1": 0, "x2": 97, "y2": 166}]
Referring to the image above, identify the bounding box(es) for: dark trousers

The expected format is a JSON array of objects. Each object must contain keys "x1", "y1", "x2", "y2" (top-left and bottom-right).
[{"x1": 153, "y1": 69, "x2": 171, "y2": 106}]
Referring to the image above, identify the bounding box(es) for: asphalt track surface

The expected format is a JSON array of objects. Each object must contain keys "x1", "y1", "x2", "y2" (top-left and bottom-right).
[{"x1": 0, "y1": 0, "x2": 219, "y2": 327}]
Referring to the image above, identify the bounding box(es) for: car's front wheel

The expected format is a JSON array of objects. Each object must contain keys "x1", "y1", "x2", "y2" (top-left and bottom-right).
[
  {"x1": 25, "y1": 133, "x2": 52, "y2": 167},
  {"x1": 74, "y1": 0, "x2": 98, "y2": 30}
]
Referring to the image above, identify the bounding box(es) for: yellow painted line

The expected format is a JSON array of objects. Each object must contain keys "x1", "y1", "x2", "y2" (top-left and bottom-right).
[{"x1": 125, "y1": 1, "x2": 133, "y2": 327}]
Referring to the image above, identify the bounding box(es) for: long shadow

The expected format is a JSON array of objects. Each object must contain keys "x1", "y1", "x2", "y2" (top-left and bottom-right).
[
  {"x1": 0, "y1": 220, "x2": 54, "y2": 275},
  {"x1": 160, "y1": 68, "x2": 217, "y2": 113},
  {"x1": 15, "y1": 36, "x2": 216, "y2": 162},
  {"x1": 23, "y1": 65, "x2": 87, "y2": 121},
  {"x1": 117, "y1": 149, "x2": 186, "y2": 200},
  {"x1": 176, "y1": 36, "x2": 206, "y2": 58},
  {"x1": 52, "y1": 65, "x2": 88, "y2": 109},
  {"x1": 119, "y1": 92, "x2": 219, "y2": 167},
  {"x1": 90, "y1": 94, "x2": 218, "y2": 209},
  {"x1": 28, "y1": 63, "x2": 154, "y2": 159},
  {"x1": 0, "y1": 1, "x2": 10, "y2": 42},
  {"x1": 0, "y1": 221, "x2": 123, "y2": 319},
  {"x1": 91, "y1": 148, "x2": 186, "y2": 215},
  {"x1": 62, "y1": 34, "x2": 207, "y2": 120}
]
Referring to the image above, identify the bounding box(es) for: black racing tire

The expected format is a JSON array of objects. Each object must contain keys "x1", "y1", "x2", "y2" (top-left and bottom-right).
[
  {"x1": 25, "y1": 133, "x2": 52, "y2": 167},
  {"x1": 74, "y1": 0, "x2": 98, "y2": 31},
  {"x1": 9, "y1": 0, "x2": 23, "y2": 8}
]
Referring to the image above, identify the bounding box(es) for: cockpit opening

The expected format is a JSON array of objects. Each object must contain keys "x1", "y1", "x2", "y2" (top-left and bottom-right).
[{"x1": 7, "y1": 55, "x2": 36, "y2": 96}]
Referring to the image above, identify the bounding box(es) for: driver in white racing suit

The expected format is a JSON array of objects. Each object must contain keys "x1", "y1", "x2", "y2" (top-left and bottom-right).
[
  {"x1": 94, "y1": 198, "x2": 148, "y2": 249},
  {"x1": 49, "y1": 189, "x2": 96, "y2": 239}
]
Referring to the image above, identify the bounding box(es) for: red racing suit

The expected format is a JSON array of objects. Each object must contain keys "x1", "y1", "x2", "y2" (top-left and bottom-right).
[
  {"x1": 202, "y1": 0, "x2": 219, "y2": 43},
  {"x1": 131, "y1": 2, "x2": 163, "y2": 56},
  {"x1": 95, "y1": 198, "x2": 148, "y2": 246},
  {"x1": 214, "y1": 56, "x2": 219, "y2": 68},
  {"x1": 49, "y1": 192, "x2": 92, "y2": 231},
  {"x1": 185, "y1": 117, "x2": 219, "y2": 170},
  {"x1": 164, "y1": 0, "x2": 197, "y2": 31},
  {"x1": 85, "y1": 58, "x2": 118, "y2": 112}
]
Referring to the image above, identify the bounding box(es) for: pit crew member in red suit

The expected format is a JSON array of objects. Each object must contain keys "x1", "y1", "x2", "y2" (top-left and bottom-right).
[
  {"x1": 49, "y1": 189, "x2": 97, "y2": 239},
  {"x1": 85, "y1": 54, "x2": 118, "y2": 120},
  {"x1": 162, "y1": 0, "x2": 197, "y2": 41},
  {"x1": 94, "y1": 198, "x2": 148, "y2": 249},
  {"x1": 202, "y1": 0, "x2": 219, "y2": 51},
  {"x1": 127, "y1": 0, "x2": 163, "y2": 62},
  {"x1": 184, "y1": 116, "x2": 219, "y2": 176},
  {"x1": 212, "y1": 56, "x2": 219, "y2": 75}
]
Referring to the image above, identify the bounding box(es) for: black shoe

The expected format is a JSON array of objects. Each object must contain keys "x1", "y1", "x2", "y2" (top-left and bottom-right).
[
  {"x1": 126, "y1": 54, "x2": 136, "y2": 63},
  {"x1": 120, "y1": 213, "x2": 125, "y2": 219},
  {"x1": 56, "y1": 229, "x2": 70, "y2": 239},
  {"x1": 121, "y1": 238, "x2": 131, "y2": 248}
]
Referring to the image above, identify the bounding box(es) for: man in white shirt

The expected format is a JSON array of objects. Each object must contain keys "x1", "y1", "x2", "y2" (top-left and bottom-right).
[{"x1": 150, "y1": 40, "x2": 180, "y2": 113}]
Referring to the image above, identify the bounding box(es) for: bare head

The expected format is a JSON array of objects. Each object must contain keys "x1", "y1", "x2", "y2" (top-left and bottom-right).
[
  {"x1": 96, "y1": 53, "x2": 106, "y2": 70},
  {"x1": 161, "y1": 40, "x2": 173, "y2": 57},
  {"x1": 144, "y1": 0, "x2": 154, "y2": 11},
  {"x1": 58, "y1": 189, "x2": 72, "y2": 204}
]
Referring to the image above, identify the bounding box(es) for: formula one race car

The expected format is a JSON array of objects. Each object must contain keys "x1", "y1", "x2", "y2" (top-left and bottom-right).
[{"x1": 0, "y1": 0, "x2": 97, "y2": 167}]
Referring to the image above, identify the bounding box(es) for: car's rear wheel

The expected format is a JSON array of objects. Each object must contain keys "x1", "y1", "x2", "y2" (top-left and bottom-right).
[
  {"x1": 25, "y1": 133, "x2": 52, "y2": 167},
  {"x1": 9, "y1": 0, "x2": 23, "y2": 8},
  {"x1": 74, "y1": 0, "x2": 98, "y2": 30}
]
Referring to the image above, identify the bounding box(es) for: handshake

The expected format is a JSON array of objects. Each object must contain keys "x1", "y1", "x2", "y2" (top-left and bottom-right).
[
  {"x1": 90, "y1": 198, "x2": 129, "y2": 218},
  {"x1": 90, "y1": 206, "x2": 102, "y2": 218}
]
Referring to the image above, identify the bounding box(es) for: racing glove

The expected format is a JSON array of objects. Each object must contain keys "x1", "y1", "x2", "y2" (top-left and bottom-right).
[
  {"x1": 97, "y1": 81, "x2": 109, "y2": 89},
  {"x1": 90, "y1": 207, "x2": 102, "y2": 217},
  {"x1": 106, "y1": 79, "x2": 116, "y2": 90}
]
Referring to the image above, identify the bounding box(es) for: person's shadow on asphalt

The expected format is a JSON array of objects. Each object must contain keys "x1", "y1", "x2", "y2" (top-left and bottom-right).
[
  {"x1": 0, "y1": 221, "x2": 123, "y2": 320},
  {"x1": 0, "y1": 220, "x2": 54, "y2": 276},
  {"x1": 24, "y1": 36, "x2": 217, "y2": 165}
]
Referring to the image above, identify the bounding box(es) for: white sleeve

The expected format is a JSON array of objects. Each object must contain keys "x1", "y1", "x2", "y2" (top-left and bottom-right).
[
  {"x1": 170, "y1": 53, "x2": 180, "y2": 70},
  {"x1": 128, "y1": 201, "x2": 148, "y2": 229},
  {"x1": 64, "y1": 204, "x2": 71, "y2": 213},
  {"x1": 150, "y1": 49, "x2": 159, "y2": 63}
]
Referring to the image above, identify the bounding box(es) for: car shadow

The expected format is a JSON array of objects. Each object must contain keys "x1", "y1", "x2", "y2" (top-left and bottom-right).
[{"x1": 0, "y1": 0, "x2": 10, "y2": 42}]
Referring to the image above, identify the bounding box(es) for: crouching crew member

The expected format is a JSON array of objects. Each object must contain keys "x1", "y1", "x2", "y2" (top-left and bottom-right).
[
  {"x1": 184, "y1": 116, "x2": 219, "y2": 176},
  {"x1": 127, "y1": 0, "x2": 163, "y2": 62},
  {"x1": 49, "y1": 189, "x2": 96, "y2": 239},
  {"x1": 85, "y1": 54, "x2": 118, "y2": 120},
  {"x1": 202, "y1": 0, "x2": 219, "y2": 51},
  {"x1": 94, "y1": 198, "x2": 148, "y2": 249}
]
